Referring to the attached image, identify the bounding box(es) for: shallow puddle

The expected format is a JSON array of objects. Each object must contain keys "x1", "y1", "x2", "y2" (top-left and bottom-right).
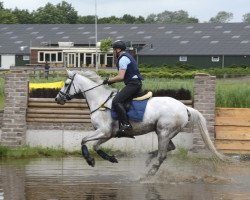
[{"x1": 1, "y1": 155, "x2": 250, "y2": 200}]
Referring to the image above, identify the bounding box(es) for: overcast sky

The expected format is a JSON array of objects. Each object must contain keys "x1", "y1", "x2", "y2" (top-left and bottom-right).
[{"x1": 1, "y1": 0, "x2": 249, "y2": 22}]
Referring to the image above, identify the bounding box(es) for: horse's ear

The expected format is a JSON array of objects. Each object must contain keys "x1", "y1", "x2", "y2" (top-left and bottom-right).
[{"x1": 66, "y1": 69, "x2": 73, "y2": 78}]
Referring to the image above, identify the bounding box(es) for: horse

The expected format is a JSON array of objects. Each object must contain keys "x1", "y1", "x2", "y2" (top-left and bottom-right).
[{"x1": 55, "y1": 70, "x2": 231, "y2": 176}]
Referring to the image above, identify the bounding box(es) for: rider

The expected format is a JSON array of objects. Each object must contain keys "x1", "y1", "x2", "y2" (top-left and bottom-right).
[{"x1": 103, "y1": 40, "x2": 143, "y2": 137}]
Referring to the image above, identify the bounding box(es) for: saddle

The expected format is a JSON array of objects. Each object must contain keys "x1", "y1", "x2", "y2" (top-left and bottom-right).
[
  {"x1": 133, "y1": 91, "x2": 153, "y2": 101},
  {"x1": 112, "y1": 91, "x2": 153, "y2": 122}
]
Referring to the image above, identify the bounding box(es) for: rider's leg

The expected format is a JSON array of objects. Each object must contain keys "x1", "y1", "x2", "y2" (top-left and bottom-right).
[
  {"x1": 112, "y1": 79, "x2": 141, "y2": 136},
  {"x1": 114, "y1": 103, "x2": 132, "y2": 133}
]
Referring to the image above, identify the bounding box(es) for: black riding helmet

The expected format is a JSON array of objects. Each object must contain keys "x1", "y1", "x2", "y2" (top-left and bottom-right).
[{"x1": 112, "y1": 40, "x2": 126, "y2": 50}]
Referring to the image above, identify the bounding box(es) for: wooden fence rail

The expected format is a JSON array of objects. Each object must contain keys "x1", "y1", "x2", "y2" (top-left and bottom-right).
[
  {"x1": 215, "y1": 108, "x2": 250, "y2": 154},
  {"x1": 27, "y1": 98, "x2": 91, "y2": 123},
  {"x1": 27, "y1": 98, "x2": 193, "y2": 124}
]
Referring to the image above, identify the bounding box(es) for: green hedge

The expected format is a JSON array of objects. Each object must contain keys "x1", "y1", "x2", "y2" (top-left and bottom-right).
[{"x1": 98, "y1": 65, "x2": 250, "y2": 79}]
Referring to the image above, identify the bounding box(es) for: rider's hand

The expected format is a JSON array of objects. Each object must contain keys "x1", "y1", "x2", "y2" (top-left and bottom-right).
[{"x1": 103, "y1": 78, "x2": 110, "y2": 85}]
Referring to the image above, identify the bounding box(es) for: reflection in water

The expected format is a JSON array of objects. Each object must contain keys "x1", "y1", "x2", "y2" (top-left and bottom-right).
[{"x1": 1, "y1": 157, "x2": 250, "y2": 200}]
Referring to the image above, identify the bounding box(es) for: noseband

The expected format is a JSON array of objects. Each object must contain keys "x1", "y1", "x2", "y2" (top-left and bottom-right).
[{"x1": 59, "y1": 74, "x2": 78, "y2": 100}]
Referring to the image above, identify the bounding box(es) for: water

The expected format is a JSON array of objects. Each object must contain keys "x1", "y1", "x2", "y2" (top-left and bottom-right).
[{"x1": 1, "y1": 156, "x2": 250, "y2": 200}]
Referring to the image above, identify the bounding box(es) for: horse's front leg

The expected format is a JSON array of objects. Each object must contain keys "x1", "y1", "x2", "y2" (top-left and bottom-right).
[
  {"x1": 81, "y1": 144, "x2": 95, "y2": 167},
  {"x1": 93, "y1": 139, "x2": 118, "y2": 163},
  {"x1": 81, "y1": 129, "x2": 110, "y2": 167}
]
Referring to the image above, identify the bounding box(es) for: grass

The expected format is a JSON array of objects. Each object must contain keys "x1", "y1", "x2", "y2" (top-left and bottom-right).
[
  {"x1": 0, "y1": 145, "x2": 129, "y2": 160},
  {"x1": 216, "y1": 78, "x2": 250, "y2": 108},
  {"x1": 0, "y1": 145, "x2": 77, "y2": 159}
]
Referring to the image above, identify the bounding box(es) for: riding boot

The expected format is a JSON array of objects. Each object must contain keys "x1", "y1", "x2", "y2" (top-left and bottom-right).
[{"x1": 114, "y1": 103, "x2": 133, "y2": 138}]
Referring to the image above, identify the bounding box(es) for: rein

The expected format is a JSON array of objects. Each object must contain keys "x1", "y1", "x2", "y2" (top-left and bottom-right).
[
  {"x1": 60, "y1": 74, "x2": 114, "y2": 114},
  {"x1": 90, "y1": 91, "x2": 114, "y2": 114}
]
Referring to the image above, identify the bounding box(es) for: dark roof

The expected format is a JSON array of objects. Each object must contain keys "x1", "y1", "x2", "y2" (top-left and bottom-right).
[{"x1": 0, "y1": 23, "x2": 250, "y2": 55}]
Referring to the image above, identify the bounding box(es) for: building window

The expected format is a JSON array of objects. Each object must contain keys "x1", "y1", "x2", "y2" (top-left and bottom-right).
[
  {"x1": 39, "y1": 52, "x2": 44, "y2": 62},
  {"x1": 38, "y1": 51, "x2": 63, "y2": 62},
  {"x1": 212, "y1": 56, "x2": 220, "y2": 62},
  {"x1": 58, "y1": 52, "x2": 62, "y2": 62},
  {"x1": 86, "y1": 53, "x2": 92, "y2": 67},
  {"x1": 23, "y1": 55, "x2": 30, "y2": 61},
  {"x1": 179, "y1": 56, "x2": 187, "y2": 62}
]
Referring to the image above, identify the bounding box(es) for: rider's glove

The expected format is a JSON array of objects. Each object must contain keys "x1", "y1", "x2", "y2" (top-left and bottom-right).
[{"x1": 103, "y1": 78, "x2": 110, "y2": 85}]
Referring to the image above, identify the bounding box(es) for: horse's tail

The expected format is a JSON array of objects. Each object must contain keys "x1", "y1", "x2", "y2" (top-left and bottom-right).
[{"x1": 186, "y1": 107, "x2": 233, "y2": 162}]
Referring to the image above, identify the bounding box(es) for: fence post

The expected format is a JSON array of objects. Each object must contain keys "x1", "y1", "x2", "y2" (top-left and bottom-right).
[
  {"x1": 193, "y1": 73, "x2": 216, "y2": 152},
  {"x1": 1, "y1": 68, "x2": 28, "y2": 147}
]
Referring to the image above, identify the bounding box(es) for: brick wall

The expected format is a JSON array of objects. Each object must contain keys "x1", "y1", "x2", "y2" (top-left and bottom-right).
[
  {"x1": 193, "y1": 74, "x2": 216, "y2": 151},
  {"x1": 0, "y1": 69, "x2": 28, "y2": 147}
]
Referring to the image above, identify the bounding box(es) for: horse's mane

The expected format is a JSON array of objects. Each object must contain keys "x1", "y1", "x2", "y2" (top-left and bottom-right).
[
  {"x1": 77, "y1": 70, "x2": 117, "y2": 92},
  {"x1": 78, "y1": 70, "x2": 103, "y2": 84}
]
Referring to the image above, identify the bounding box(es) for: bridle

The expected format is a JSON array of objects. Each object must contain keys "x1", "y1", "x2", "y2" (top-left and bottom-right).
[{"x1": 58, "y1": 73, "x2": 114, "y2": 114}]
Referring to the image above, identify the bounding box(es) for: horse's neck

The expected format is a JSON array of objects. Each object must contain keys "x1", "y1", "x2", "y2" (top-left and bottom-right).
[{"x1": 78, "y1": 76, "x2": 113, "y2": 111}]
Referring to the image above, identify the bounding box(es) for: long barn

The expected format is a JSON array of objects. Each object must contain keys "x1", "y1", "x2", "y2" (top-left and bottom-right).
[{"x1": 0, "y1": 23, "x2": 250, "y2": 68}]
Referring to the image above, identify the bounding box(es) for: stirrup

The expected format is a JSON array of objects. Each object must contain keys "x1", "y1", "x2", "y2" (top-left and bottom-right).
[
  {"x1": 116, "y1": 125, "x2": 135, "y2": 139},
  {"x1": 116, "y1": 132, "x2": 135, "y2": 139}
]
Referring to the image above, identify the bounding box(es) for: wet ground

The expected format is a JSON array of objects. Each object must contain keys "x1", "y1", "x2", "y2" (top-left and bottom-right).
[{"x1": 1, "y1": 155, "x2": 250, "y2": 200}]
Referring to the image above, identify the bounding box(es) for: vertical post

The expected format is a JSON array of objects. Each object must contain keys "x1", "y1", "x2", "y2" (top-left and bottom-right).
[
  {"x1": 222, "y1": 55, "x2": 224, "y2": 68},
  {"x1": 1, "y1": 68, "x2": 28, "y2": 147},
  {"x1": 193, "y1": 73, "x2": 216, "y2": 152},
  {"x1": 95, "y1": 0, "x2": 98, "y2": 71}
]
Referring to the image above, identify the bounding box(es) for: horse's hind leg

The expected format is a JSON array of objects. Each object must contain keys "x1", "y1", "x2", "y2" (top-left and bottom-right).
[
  {"x1": 147, "y1": 130, "x2": 170, "y2": 176},
  {"x1": 147, "y1": 126, "x2": 181, "y2": 176},
  {"x1": 146, "y1": 140, "x2": 176, "y2": 166},
  {"x1": 93, "y1": 139, "x2": 118, "y2": 163}
]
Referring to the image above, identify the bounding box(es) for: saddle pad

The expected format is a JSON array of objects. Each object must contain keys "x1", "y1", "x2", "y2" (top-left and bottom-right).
[{"x1": 111, "y1": 99, "x2": 148, "y2": 122}]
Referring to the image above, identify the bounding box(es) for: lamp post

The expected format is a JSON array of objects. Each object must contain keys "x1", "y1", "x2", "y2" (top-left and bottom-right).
[{"x1": 95, "y1": 0, "x2": 98, "y2": 71}]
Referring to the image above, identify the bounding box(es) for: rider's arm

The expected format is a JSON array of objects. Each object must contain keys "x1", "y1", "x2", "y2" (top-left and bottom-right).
[{"x1": 108, "y1": 56, "x2": 131, "y2": 84}]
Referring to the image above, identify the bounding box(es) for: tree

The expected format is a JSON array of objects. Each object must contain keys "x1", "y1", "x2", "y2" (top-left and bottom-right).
[
  {"x1": 145, "y1": 13, "x2": 157, "y2": 23},
  {"x1": 146, "y1": 10, "x2": 198, "y2": 23},
  {"x1": 209, "y1": 11, "x2": 233, "y2": 23},
  {"x1": 0, "y1": 2, "x2": 3, "y2": 9},
  {"x1": 135, "y1": 16, "x2": 145, "y2": 24},
  {"x1": 0, "y1": 2, "x2": 18, "y2": 23},
  {"x1": 98, "y1": 16, "x2": 122, "y2": 24},
  {"x1": 121, "y1": 14, "x2": 137, "y2": 24},
  {"x1": 56, "y1": 1, "x2": 78, "y2": 24},
  {"x1": 243, "y1": 13, "x2": 250, "y2": 22},
  {"x1": 77, "y1": 15, "x2": 95, "y2": 24},
  {"x1": 12, "y1": 8, "x2": 34, "y2": 24},
  {"x1": 100, "y1": 37, "x2": 112, "y2": 53},
  {"x1": 33, "y1": 1, "x2": 77, "y2": 24},
  {"x1": 33, "y1": 3, "x2": 64, "y2": 23},
  {"x1": 0, "y1": 10, "x2": 18, "y2": 23}
]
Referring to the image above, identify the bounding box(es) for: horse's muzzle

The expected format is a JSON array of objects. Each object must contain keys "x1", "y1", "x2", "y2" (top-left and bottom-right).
[{"x1": 55, "y1": 96, "x2": 66, "y2": 105}]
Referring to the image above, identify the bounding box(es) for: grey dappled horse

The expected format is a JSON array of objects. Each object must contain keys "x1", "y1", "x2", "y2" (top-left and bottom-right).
[{"x1": 55, "y1": 70, "x2": 230, "y2": 176}]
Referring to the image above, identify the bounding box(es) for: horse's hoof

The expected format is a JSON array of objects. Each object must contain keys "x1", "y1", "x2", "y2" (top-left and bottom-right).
[
  {"x1": 145, "y1": 159, "x2": 151, "y2": 167},
  {"x1": 147, "y1": 165, "x2": 159, "y2": 176},
  {"x1": 147, "y1": 169, "x2": 156, "y2": 176},
  {"x1": 86, "y1": 157, "x2": 95, "y2": 167},
  {"x1": 110, "y1": 155, "x2": 118, "y2": 163}
]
